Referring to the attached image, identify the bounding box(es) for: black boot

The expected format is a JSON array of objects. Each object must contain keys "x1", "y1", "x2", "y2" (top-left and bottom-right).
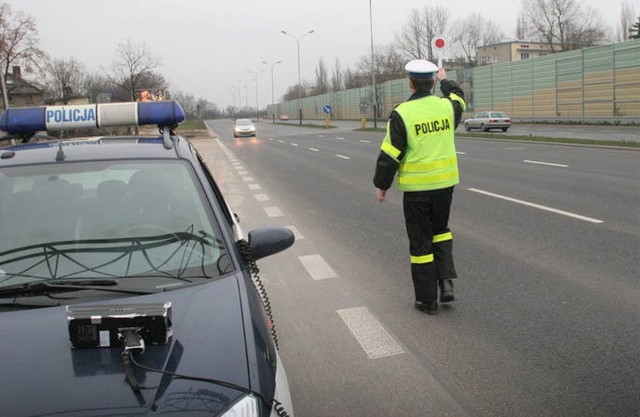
[
  {"x1": 411, "y1": 264, "x2": 438, "y2": 315},
  {"x1": 439, "y1": 279, "x2": 454, "y2": 303}
]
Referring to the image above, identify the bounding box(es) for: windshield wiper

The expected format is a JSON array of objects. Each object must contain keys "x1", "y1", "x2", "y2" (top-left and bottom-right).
[{"x1": 0, "y1": 279, "x2": 155, "y2": 298}]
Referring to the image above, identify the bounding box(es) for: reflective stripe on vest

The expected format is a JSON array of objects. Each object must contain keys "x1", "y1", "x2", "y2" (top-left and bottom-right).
[{"x1": 395, "y1": 96, "x2": 459, "y2": 191}]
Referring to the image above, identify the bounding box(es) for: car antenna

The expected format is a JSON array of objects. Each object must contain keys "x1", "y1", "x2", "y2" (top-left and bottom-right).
[{"x1": 55, "y1": 141, "x2": 65, "y2": 162}]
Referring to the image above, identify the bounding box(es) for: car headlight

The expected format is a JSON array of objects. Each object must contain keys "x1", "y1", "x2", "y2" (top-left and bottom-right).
[{"x1": 221, "y1": 394, "x2": 259, "y2": 417}]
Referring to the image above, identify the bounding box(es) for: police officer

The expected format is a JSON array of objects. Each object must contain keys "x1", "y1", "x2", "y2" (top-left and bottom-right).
[{"x1": 373, "y1": 60, "x2": 466, "y2": 315}]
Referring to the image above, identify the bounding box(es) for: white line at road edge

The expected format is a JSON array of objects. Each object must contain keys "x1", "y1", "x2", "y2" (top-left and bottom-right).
[
  {"x1": 524, "y1": 160, "x2": 569, "y2": 168},
  {"x1": 336, "y1": 154, "x2": 351, "y2": 160},
  {"x1": 468, "y1": 188, "x2": 603, "y2": 224},
  {"x1": 337, "y1": 307, "x2": 404, "y2": 359}
]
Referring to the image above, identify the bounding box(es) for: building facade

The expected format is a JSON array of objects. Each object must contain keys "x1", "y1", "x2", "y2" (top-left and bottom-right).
[{"x1": 477, "y1": 41, "x2": 559, "y2": 66}]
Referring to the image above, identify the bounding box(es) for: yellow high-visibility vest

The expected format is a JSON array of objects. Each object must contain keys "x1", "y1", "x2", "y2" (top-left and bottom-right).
[{"x1": 381, "y1": 96, "x2": 459, "y2": 191}]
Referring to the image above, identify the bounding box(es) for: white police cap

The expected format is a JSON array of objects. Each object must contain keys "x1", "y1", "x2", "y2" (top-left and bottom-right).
[{"x1": 405, "y1": 59, "x2": 438, "y2": 79}]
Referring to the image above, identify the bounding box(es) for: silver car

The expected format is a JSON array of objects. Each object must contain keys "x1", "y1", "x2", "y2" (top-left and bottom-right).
[
  {"x1": 463, "y1": 111, "x2": 512, "y2": 132},
  {"x1": 233, "y1": 118, "x2": 256, "y2": 137}
]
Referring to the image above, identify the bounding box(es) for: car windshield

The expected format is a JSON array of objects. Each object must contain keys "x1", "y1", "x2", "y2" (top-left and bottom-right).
[
  {"x1": 0, "y1": 160, "x2": 229, "y2": 288},
  {"x1": 235, "y1": 119, "x2": 253, "y2": 126},
  {"x1": 490, "y1": 112, "x2": 509, "y2": 118}
]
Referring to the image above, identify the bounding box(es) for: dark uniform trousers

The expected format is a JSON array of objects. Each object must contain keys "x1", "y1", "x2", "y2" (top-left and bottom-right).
[{"x1": 403, "y1": 186, "x2": 457, "y2": 304}]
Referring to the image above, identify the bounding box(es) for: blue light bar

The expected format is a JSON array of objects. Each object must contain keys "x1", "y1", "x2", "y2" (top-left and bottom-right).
[{"x1": 0, "y1": 101, "x2": 185, "y2": 134}]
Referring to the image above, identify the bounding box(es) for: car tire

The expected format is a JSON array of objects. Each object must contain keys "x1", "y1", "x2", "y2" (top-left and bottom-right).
[
  {"x1": 464, "y1": 123, "x2": 471, "y2": 132},
  {"x1": 502, "y1": 128, "x2": 508, "y2": 132},
  {"x1": 481, "y1": 123, "x2": 488, "y2": 132}
]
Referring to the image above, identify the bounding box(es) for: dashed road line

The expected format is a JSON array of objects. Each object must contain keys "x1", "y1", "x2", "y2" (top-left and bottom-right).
[
  {"x1": 248, "y1": 183, "x2": 261, "y2": 190},
  {"x1": 309, "y1": 148, "x2": 319, "y2": 152},
  {"x1": 254, "y1": 193, "x2": 271, "y2": 202},
  {"x1": 264, "y1": 206, "x2": 284, "y2": 217},
  {"x1": 524, "y1": 159, "x2": 569, "y2": 168},
  {"x1": 337, "y1": 306, "x2": 404, "y2": 359},
  {"x1": 298, "y1": 254, "x2": 337, "y2": 280},
  {"x1": 336, "y1": 154, "x2": 351, "y2": 160},
  {"x1": 287, "y1": 225, "x2": 304, "y2": 240}
]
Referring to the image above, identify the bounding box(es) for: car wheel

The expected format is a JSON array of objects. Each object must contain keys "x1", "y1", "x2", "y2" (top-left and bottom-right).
[
  {"x1": 481, "y1": 123, "x2": 488, "y2": 132},
  {"x1": 502, "y1": 128, "x2": 508, "y2": 132},
  {"x1": 464, "y1": 123, "x2": 471, "y2": 132}
]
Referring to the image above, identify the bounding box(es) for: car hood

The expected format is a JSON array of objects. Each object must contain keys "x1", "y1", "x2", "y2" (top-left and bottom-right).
[{"x1": 0, "y1": 275, "x2": 251, "y2": 416}]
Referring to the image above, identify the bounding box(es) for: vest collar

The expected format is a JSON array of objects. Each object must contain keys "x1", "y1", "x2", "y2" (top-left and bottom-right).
[{"x1": 408, "y1": 91, "x2": 433, "y2": 101}]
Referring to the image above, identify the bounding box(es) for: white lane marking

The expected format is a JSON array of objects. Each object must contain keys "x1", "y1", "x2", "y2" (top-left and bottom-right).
[
  {"x1": 248, "y1": 183, "x2": 262, "y2": 190},
  {"x1": 291, "y1": 143, "x2": 299, "y2": 147},
  {"x1": 242, "y1": 176, "x2": 254, "y2": 182},
  {"x1": 468, "y1": 188, "x2": 603, "y2": 224},
  {"x1": 309, "y1": 148, "x2": 319, "y2": 152},
  {"x1": 287, "y1": 225, "x2": 304, "y2": 240},
  {"x1": 298, "y1": 254, "x2": 337, "y2": 280},
  {"x1": 337, "y1": 137, "x2": 345, "y2": 140},
  {"x1": 317, "y1": 135, "x2": 325, "y2": 138},
  {"x1": 359, "y1": 139, "x2": 371, "y2": 143},
  {"x1": 456, "y1": 151, "x2": 466, "y2": 155},
  {"x1": 278, "y1": 140, "x2": 285, "y2": 143},
  {"x1": 238, "y1": 170, "x2": 248, "y2": 175},
  {"x1": 524, "y1": 160, "x2": 569, "y2": 168},
  {"x1": 264, "y1": 206, "x2": 284, "y2": 217},
  {"x1": 337, "y1": 307, "x2": 404, "y2": 359},
  {"x1": 268, "y1": 138, "x2": 274, "y2": 141},
  {"x1": 336, "y1": 154, "x2": 351, "y2": 160},
  {"x1": 254, "y1": 193, "x2": 271, "y2": 202}
]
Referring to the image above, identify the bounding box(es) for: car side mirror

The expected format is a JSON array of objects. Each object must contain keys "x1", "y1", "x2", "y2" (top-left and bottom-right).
[{"x1": 247, "y1": 226, "x2": 295, "y2": 260}]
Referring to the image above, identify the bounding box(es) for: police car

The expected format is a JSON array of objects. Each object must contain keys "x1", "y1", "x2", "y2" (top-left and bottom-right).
[{"x1": 0, "y1": 101, "x2": 295, "y2": 417}]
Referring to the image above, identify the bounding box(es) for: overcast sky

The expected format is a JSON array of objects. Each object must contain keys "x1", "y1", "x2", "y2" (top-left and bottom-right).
[{"x1": 7, "y1": 0, "x2": 638, "y2": 109}]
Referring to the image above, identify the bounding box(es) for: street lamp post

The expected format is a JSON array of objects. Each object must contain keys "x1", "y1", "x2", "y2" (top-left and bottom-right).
[
  {"x1": 247, "y1": 69, "x2": 264, "y2": 122},
  {"x1": 237, "y1": 79, "x2": 249, "y2": 117},
  {"x1": 280, "y1": 29, "x2": 315, "y2": 125},
  {"x1": 369, "y1": 0, "x2": 378, "y2": 128},
  {"x1": 262, "y1": 60, "x2": 282, "y2": 123}
]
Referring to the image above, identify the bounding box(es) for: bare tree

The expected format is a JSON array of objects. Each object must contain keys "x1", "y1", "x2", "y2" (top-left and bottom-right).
[
  {"x1": 395, "y1": 11, "x2": 426, "y2": 59},
  {"x1": 522, "y1": 0, "x2": 607, "y2": 51},
  {"x1": 314, "y1": 57, "x2": 328, "y2": 95},
  {"x1": 515, "y1": 13, "x2": 529, "y2": 39},
  {"x1": 394, "y1": 6, "x2": 450, "y2": 61},
  {"x1": 343, "y1": 68, "x2": 367, "y2": 89},
  {"x1": 0, "y1": 3, "x2": 47, "y2": 77},
  {"x1": 618, "y1": 1, "x2": 637, "y2": 41},
  {"x1": 109, "y1": 39, "x2": 162, "y2": 102},
  {"x1": 357, "y1": 45, "x2": 405, "y2": 84},
  {"x1": 83, "y1": 72, "x2": 111, "y2": 103},
  {"x1": 330, "y1": 57, "x2": 343, "y2": 92},
  {"x1": 451, "y1": 14, "x2": 505, "y2": 65},
  {"x1": 46, "y1": 57, "x2": 85, "y2": 104}
]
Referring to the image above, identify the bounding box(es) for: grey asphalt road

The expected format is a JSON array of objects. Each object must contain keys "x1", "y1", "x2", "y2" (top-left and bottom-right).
[{"x1": 197, "y1": 119, "x2": 639, "y2": 417}]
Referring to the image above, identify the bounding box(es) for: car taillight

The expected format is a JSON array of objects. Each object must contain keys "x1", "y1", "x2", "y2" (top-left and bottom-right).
[
  {"x1": 489, "y1": 119, "x2": 497, "y2": 122},
  {"x1": 506, "y1": 119, "x2": 511, "y2": 122}
]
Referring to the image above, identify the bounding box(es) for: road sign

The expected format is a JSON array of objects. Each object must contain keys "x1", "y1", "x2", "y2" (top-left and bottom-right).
[{"x1": 323, "y1": 105, "x2": 332, "y2": 114}]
